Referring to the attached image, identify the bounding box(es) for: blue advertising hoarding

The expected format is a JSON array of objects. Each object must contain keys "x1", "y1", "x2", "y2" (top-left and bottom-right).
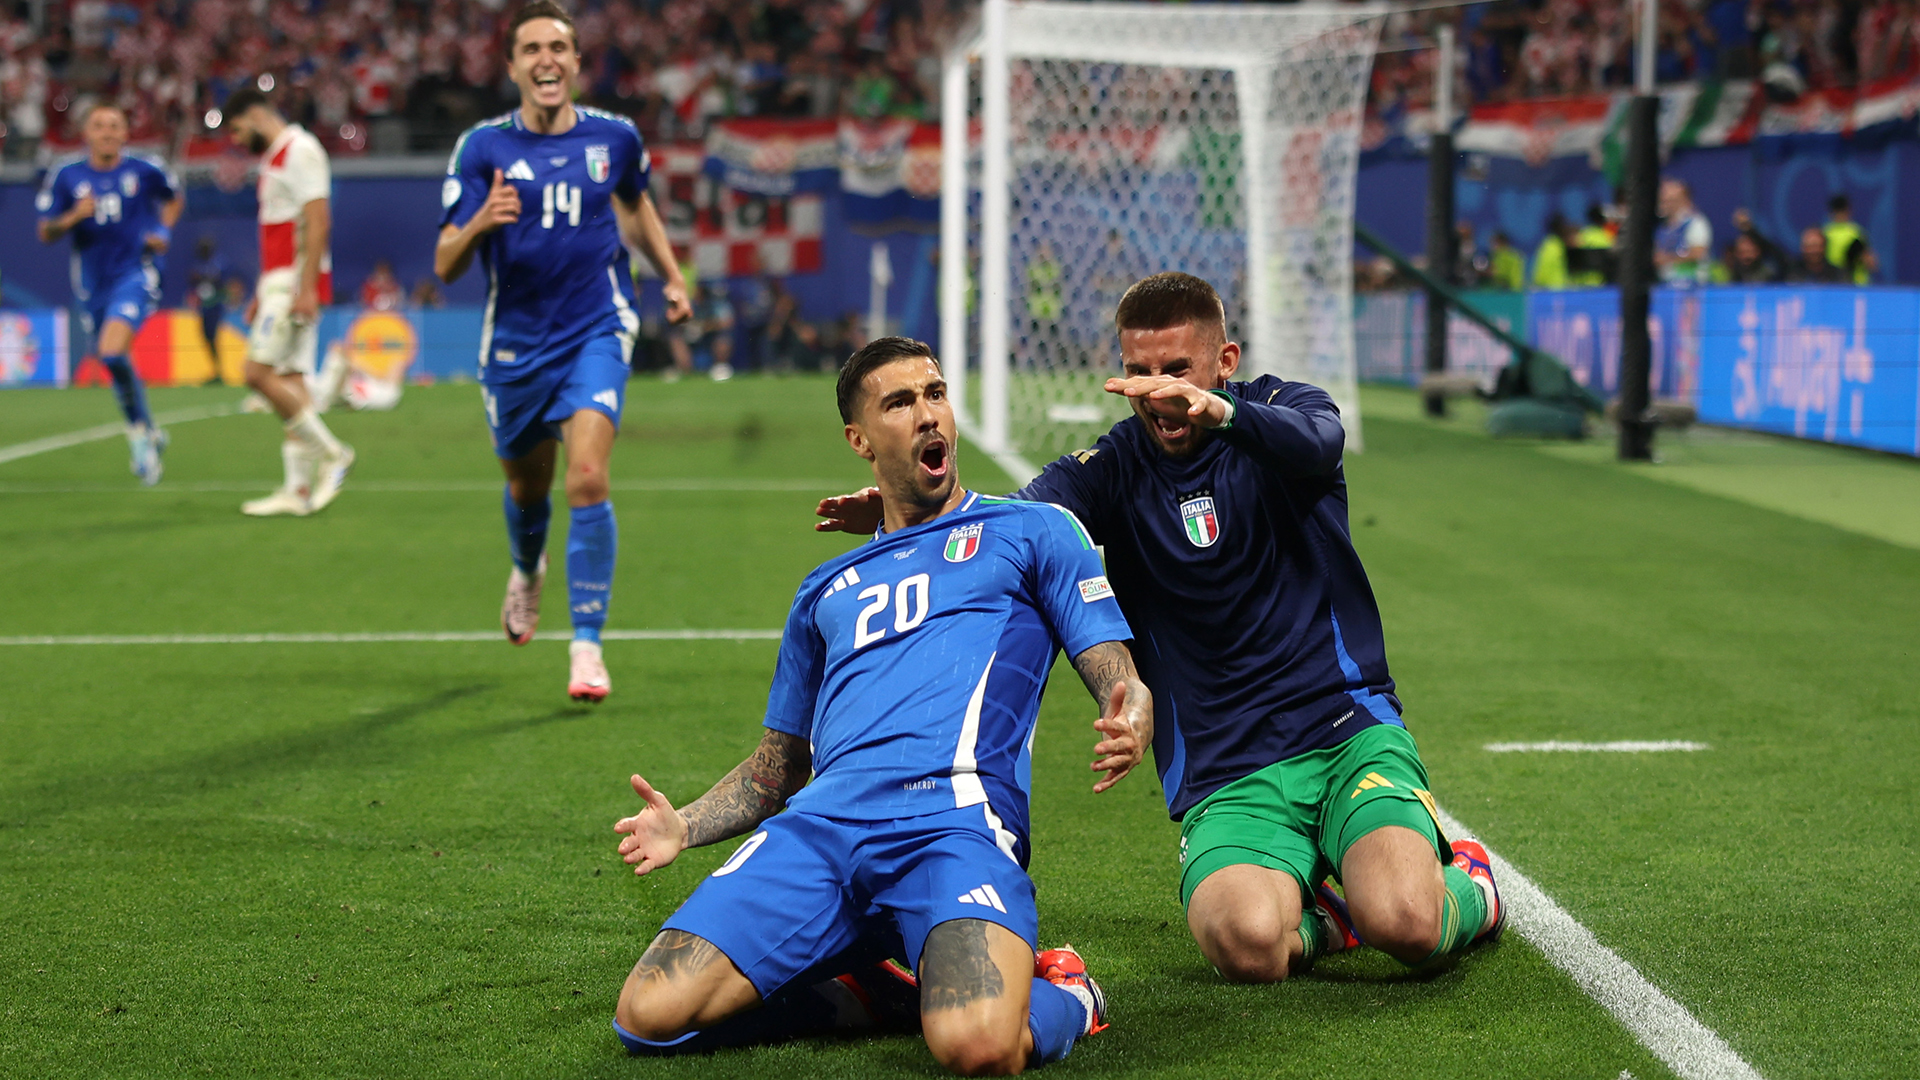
[{"x1": 0, "y1": 309, "x2": 70, "y2": 387}]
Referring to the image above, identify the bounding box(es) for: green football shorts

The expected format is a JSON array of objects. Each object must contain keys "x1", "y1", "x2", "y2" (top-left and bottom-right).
[{"x1": 1177, "y1": 724, "x2": 1448, "y2": 908}]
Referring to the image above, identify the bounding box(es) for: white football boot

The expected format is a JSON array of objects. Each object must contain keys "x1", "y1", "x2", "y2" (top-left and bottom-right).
[
  {"x1": 241, "y1": 488, "x2": 312, "y2": 517},
  {"x1": 309, "y1": 443, "x2": 355, "y2": 512},
  {"x1": 568, "y1": 640, "x2": 610, "y2": 703},
  {"x1": 502, "y1": 553, "x2": 546, "y2": 645}
]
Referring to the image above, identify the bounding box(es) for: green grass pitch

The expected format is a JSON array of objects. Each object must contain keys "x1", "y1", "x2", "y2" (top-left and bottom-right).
[{"x1": 2, "y1": 378, "x2": 1916, "y2": 1078}]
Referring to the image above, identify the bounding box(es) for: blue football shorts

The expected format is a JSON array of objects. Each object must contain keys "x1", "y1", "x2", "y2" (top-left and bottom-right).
[
  {"x1": 84, "y1": 273, "x2": 159, "y2": 341},
  {"x1": 480, "y1": 333, "x2": 629, "y2": 460},
  {"x1": 660, "y1": 803, "x2": 1040, "y2": 998}
]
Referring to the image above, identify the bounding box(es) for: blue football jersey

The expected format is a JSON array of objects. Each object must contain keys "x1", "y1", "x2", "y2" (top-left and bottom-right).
[
  {"x1": 36, "y1": 154, "x2": 177, "y2": 301},
  {"x1": 1018, "y1": 375, "x2": 1402, "y2": 820},
  {"x1": 764, "y1": 492, "x2": 1132, "y2": 862},
  {"x1": 440, "y1": 107, "x2": 651, "y2": 383}
]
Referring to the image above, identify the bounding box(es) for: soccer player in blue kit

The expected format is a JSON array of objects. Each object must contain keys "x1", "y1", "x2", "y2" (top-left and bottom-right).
[
  {"x1": 37, "y1": 103, "x2": 183, "y2": 485},
  {"x1": 609, "y1": 338, "x2": 1155, "y2": 1074},
  {"x1": 818, "y1": 273, "x2": 1503, "y2": 986},
  {"x1": 435, "y1": 1, "x2": 691, "y2": 702}
]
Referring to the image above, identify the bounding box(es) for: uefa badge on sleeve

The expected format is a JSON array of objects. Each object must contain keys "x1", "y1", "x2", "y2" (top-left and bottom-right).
[
  {"x1": 586, "y1": 145, "x2": 610, "y2": 184},
  {"x1": 944, "y1": 523, "x2": 983, "y2": 563},
  {"x1": 1180, "y1": 496, "x2": 1220, "y2": 548}
]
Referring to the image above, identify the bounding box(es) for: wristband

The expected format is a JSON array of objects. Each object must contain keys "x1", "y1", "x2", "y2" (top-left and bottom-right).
[
  {"x1": 148, "y1": 224, "x2": 171, "y2": 246},
  {"x1": 1206, "y1": 389, "x2": 1237, "y2": 429}
]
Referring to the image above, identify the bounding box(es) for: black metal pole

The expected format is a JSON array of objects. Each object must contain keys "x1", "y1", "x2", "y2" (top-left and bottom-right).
[
  {"x1": 1617, "y1": 94, "x2": 1659, "y2": 461},
  {"x1": 1423, "y1": 129, "x2": 1455, "y2": 418}
]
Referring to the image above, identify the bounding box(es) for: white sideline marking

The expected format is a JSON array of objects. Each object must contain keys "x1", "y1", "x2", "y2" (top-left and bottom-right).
[
  {"x1": 1437, "y1": 806, "x2": 1763, "y2": 1080},
  {"x1": 1485, "y1": 741, "x2": 1711, "y2": 753},
  {"x1": 0, "y1": 403, "x2": 242, "y2": 465},
  {"x1": 0, "y1": 630, "x2": 782, "y2": 646},
  {"x1": 0, "y1": 477, "x2": 851, "y2": 494}
]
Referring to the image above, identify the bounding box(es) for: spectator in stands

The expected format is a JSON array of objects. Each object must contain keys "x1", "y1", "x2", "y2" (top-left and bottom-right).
[
  {"x1": 1486, "y1": 231, "x2": 1525, "y2": 291},
  {"x1": 668, "y1": 279, "x2": 737, "y2": 382},
  {"x1": 1655, "y1": 178, "x2": 1713, "y2": 286},
  {"x1": 1789, "y1": 228, "x2": 1846, "y2": 283},
  {"x1": 1730, "y1": 208, "x2": 1790, "y2": 281},
  {"x1": 1823, "y1": 194, "x2": 1878, "y2": 284},
  {"x1": 360, "y1": 259, "x2": 404, "y2": 311},
  {"x1": 188, "y1": 234, "x2": 229, "y2": 380},
  {"x1": 1723, "y1": 232, "x2": 1782, "y2": 284},
  {"x1": 1570, "y1": 205, "x2": 1615, "y2": 286},
  {"x1": 410, "y1": 277, "x2": 444, "y2": 309},
  {"x1": 1530, "y1": 213, "x2": 1574, "y2": 290},
  {"x1": 1454, "y1": 220, "x2": 1488, "y2": 287}
]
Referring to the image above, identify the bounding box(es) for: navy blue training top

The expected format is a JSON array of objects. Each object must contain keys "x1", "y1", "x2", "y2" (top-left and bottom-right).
[{"x1": 1018, "y1": 375, "x2": 1403, "y2": 820}]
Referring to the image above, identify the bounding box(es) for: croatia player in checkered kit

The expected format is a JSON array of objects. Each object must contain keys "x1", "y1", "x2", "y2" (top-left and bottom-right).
[
  {"x1": 435, "y1": 1, "x2": 691, "y2": 702},
  {"x1": 36, "y1": 104, "x2": 183, "y2": 485},
  {"x1": 610, "y1": 339, "x2": 1153, "y2": 1073}
]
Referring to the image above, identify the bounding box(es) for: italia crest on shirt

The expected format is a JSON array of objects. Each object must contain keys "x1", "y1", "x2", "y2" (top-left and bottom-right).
[
  {"x1": 585, "y1": 144, "x2": 610, "y2": 184},
  {"x1": 944, "y1": 522, "x2": 983, "y2": 562},
  {"x1": 1180, "y1": 495, "x2": 1220, "y2": 548}
]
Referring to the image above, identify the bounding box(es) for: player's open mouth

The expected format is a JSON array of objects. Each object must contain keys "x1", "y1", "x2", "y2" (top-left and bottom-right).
[
  {"x1": 918, "y1": 439, "x2": 949, "y2": 480},
  {"x1": 1152, "y1": 416, "x2": 1191, "y2": 441}
]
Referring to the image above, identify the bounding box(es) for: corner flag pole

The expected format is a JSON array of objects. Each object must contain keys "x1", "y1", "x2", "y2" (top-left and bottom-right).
[
  {"x1": 1422, "y1": 23, "x2": 1456, "y2": 418},
  {"x1": 1617, "y1": 0, "x2": 1659, "y2": 461}
]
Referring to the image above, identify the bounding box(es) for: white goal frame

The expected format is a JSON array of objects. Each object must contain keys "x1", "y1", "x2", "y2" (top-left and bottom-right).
[{"x1": 942, "y1": 0, "x2": 1386, "y2": 463}]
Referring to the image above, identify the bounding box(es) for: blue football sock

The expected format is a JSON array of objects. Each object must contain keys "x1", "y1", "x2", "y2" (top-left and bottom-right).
[
  {"x1": 100, "y1": 354, "x2": 152, "y2": 428},
  {"x1": 502, "y1": 488, "x2": 551, "y2": 575},
  {"x1": 1026, "y1": 978, "x2": 1087, "y2": 1067},
  {"x1": 567, "y1": 500, "x2": 616, "y2": 643}
]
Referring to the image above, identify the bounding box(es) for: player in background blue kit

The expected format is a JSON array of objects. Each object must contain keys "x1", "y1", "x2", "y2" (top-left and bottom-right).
[
  {"x1": 37, "y1": 104, "x2": 184, "y2": 485},
  {"x1": 435, "y1": 1, "x2": 691, "y2": 702},
  {"x1": 609, "y1": 338, "x2": 1154, "y2": 1074},
  {"x1": 818, "y1": 274, "x2": 1504, "y2": 987}
]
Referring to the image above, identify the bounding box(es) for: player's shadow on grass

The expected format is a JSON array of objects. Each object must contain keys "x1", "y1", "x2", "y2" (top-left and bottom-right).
[
  {"x1": 0, "y1": 683, "x2": 494, "y2": 827},
  {"x1": 462, "y1": 704, "x2": 599, "y2": 740}
]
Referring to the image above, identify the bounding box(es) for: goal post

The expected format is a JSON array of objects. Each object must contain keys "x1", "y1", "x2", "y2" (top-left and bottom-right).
[{"x1": 943, "y1": 0, "x2": 1386, "y2": 467}]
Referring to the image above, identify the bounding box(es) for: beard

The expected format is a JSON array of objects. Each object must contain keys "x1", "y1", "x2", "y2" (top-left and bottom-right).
[{"x1": 245, "y1": 130, "x2": 270, "y2": 154}]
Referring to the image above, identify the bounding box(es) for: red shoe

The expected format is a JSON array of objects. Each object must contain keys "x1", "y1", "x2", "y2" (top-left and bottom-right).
[
  {"x1": 831, "y1": 958, "x2": 921, "y2": 1032},
  {"x1": 1035, "y1": 945, "x2": 1108, "y2": 1035},
  {"x1": 1315, "y1": 878, "x2": 1363, "y2": 952},
  {"x1": 1450, "y1": 839, "x2": 1505, "y2": 943}
]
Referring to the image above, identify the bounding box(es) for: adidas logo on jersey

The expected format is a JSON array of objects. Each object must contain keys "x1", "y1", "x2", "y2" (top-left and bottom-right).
[
  {"x1": 504, "y1": 159, "x2": 536, "y2": 181},
  {"x1": 956, "y1": 884, "x2": 1008, "y2": 913},
  {"x1": 592, "y1": 389, "x2": 619, "y2": 410}
]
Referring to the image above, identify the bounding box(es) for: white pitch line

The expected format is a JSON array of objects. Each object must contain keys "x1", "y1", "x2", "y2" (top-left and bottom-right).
[
  {"x1": 1436, "y1": 805, "x2": 1762, "y2": 1080},
  {"x1": 1485, "y1": 741, "x2": 1710, "y2": 753},
  {"x1": 0, "y1": 402, "x2": 243, "y2": 465},
  {"x1": 0, "y1": 630, "x2": 782, "y2": 645},
  {"x1": 0, "y1": 477, "x2": 853, "y2": 494}
]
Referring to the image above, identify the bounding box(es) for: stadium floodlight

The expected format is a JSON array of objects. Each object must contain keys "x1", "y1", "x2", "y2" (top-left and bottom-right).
[{"x1": 943, "y1": 0, "x2": 1388, "y2": 468}]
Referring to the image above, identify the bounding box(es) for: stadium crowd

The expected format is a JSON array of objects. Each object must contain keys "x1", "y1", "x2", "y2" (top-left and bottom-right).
[{"x1": 0, "y1": 0, "x2": 956, "y2": 161}]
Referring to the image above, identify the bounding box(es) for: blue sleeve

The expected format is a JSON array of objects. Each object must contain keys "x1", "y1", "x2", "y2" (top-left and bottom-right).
[
  {"x1": 1024, "y1": 505, "x2": 1132, "y2": 660},
  {"x1": 617, "y1": 130, "x2": 651, "y2": 204},
  {"x1": 440, "y1": 130, "x2": 492, "y2": 230},
  {"x1": 36, "y1": 166, "x2": 71, "y2": 221},
  {"x1": 1011, "y1": 435, "x2": 1124, "y2": 544},
  {"x1": 1217, "y1": 377, "x2": 1345, "y2": 477},
  {"x1": 762, "y1": 578, "x2": 826, "y2": 739},
  {"x1": 141, "y1": 158, "x2": 178, "y2": 202}
]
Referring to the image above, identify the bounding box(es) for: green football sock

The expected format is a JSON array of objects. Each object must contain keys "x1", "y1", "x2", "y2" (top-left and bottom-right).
[
  {"x1": 1424, "y1": 864, "x2": 1489, "y2": 965},
  {"x1": 1295, "y1": 903, "x2": 1335, "y2": 969}
]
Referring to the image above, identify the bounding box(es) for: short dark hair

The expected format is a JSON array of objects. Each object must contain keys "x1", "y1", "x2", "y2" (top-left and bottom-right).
[
  {"x1": 1828, "y1": 193, "x2": 1851, "y2": 213},
  {"x1": 1115, "y1": 272, "x2": 1226, "y2": 343},
  {"x1": 220, "y1": 86, "x2": 275, "y2": 124},
  {"x1": 836, "y1": 336, "x2": 938, "y2": 424},
  {"x1": 507, "y1": 0, "x2": 578, "y2": 56}
]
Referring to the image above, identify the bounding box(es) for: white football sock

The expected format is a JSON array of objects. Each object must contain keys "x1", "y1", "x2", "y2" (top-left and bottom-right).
[
  {"x1": 284, "y1": 407, "x2": 344, "y2": 458},
  {"x1": 282, "y1": 440, "x2": 316, "y2": 497}
]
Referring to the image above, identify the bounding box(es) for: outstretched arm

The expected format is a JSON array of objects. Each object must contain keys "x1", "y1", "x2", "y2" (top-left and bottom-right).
[
  {"x1": 613, "y1": 729, "x2": 811, "y2": 875},
  {"x1": 1070, "y1": 640, "x2": 1153, "y2": 793}
]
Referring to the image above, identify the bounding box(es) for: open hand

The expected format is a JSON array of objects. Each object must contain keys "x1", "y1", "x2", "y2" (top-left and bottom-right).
[
  {"x1": 1103, "y1": 375, "x2": 1230, "y2": 429},
  {"x1": 1090, "y1": 681, "x2": 1149, "y2": 793},
  {"x1": 814, "y1": 486, "x2": 883, "y2": 534},
  {"x1": 614, "y1": 773, "x2": 689, "y2": 876}
]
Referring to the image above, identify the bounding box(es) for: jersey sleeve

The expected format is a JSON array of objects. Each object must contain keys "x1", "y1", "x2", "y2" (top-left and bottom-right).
[
  {"x1": 616, "y1": 129, "x2": 652, "y2": 204},
  {"x1": 286, "y1": 137, "x2": 331, "y2": 206},
  {"x1": 1012, "y1": 434, "x2": 1124, "y2": 544},
  {"x1": 1216, "y1": 377, "x2": 1345, "y2": 477},
  {"x1": 440, "y1": 129, "x2": 492, "y2": 229},
  {"x1": 762, "y1": 577, "x2": 827, "y2": 739},
  {"x1": 35, "y1": 165, "x2": 72, "y2": 220},
  {"x1": 137, "y1": 156, "x2": 178, "y2": 203},
  {"x1": 1024, "y1": 505, "x2": 1132, "y2": 659}
]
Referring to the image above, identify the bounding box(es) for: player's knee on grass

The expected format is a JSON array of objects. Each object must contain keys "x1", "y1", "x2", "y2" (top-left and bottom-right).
[
  {"x1": 613, "y1": 930, "x2": 757, "y2": 1042},
  {"x1": 1341, "y1": 826, "x2": 1446, "y2": 965},
  {"x1": 922, "y1": 1010, "x2": 1029, "y2": 1077},
  {"x1": 918, "y1": 920, "x2": 1035, "y2": 1076},
  {"x1": 1187, "y1": 865, "x2": 1302, "y2": 983}
]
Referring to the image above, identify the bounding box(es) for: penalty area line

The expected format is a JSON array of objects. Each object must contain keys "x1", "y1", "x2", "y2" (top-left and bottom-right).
[
  {"x1": 0, "y1": 402, "x2": 243, "y2": 466},
  {"x1": 1485, "y1": 741, "x2": 1711, "y2": 753},
  {"x1": 0, "y1": 630, "x2": 783, "y2": 646},
  {"x1": 1436, "y1": 805, "x2": 1762, "y2": 1080}
]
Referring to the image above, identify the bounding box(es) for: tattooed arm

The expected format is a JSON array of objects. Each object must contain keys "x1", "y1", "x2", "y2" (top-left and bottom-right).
[
  {"x1": 1070, "y1": 640, "x2": 1154, "y2": 793},
  {"x1": 613, "y1": 730, "x2": 811, "y2": 875}
]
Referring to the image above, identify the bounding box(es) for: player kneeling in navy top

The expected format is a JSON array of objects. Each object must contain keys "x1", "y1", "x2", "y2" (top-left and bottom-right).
[
  {"x1": 435, "y1": 2, "x2": 692, "y2": 702},
  {"x1": 610, "y1": 338, "x2": 1152, "y2": 1074}
]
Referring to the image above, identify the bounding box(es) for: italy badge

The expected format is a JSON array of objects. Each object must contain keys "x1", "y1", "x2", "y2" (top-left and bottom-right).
[
  {"x1": 1180, "y1": 496, "x2": 1220, "y2": 548},
  {"x1": 944, "y1": 522, "x2": 983, "y2": 562}
]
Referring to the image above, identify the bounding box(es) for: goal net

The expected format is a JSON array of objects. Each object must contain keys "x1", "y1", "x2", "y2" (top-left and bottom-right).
[{"x1": 942, "y1": 1, "x2": 1385, "y2": 468}]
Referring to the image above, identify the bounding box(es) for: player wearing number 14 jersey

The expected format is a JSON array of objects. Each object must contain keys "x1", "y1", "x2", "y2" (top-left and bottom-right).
[
  {"x1": 436, "y1": 1, "x2": 690, "y2": 701},
  {"x1": 609, "y1": 339, "x2": 1154, "y2": 1074}
]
